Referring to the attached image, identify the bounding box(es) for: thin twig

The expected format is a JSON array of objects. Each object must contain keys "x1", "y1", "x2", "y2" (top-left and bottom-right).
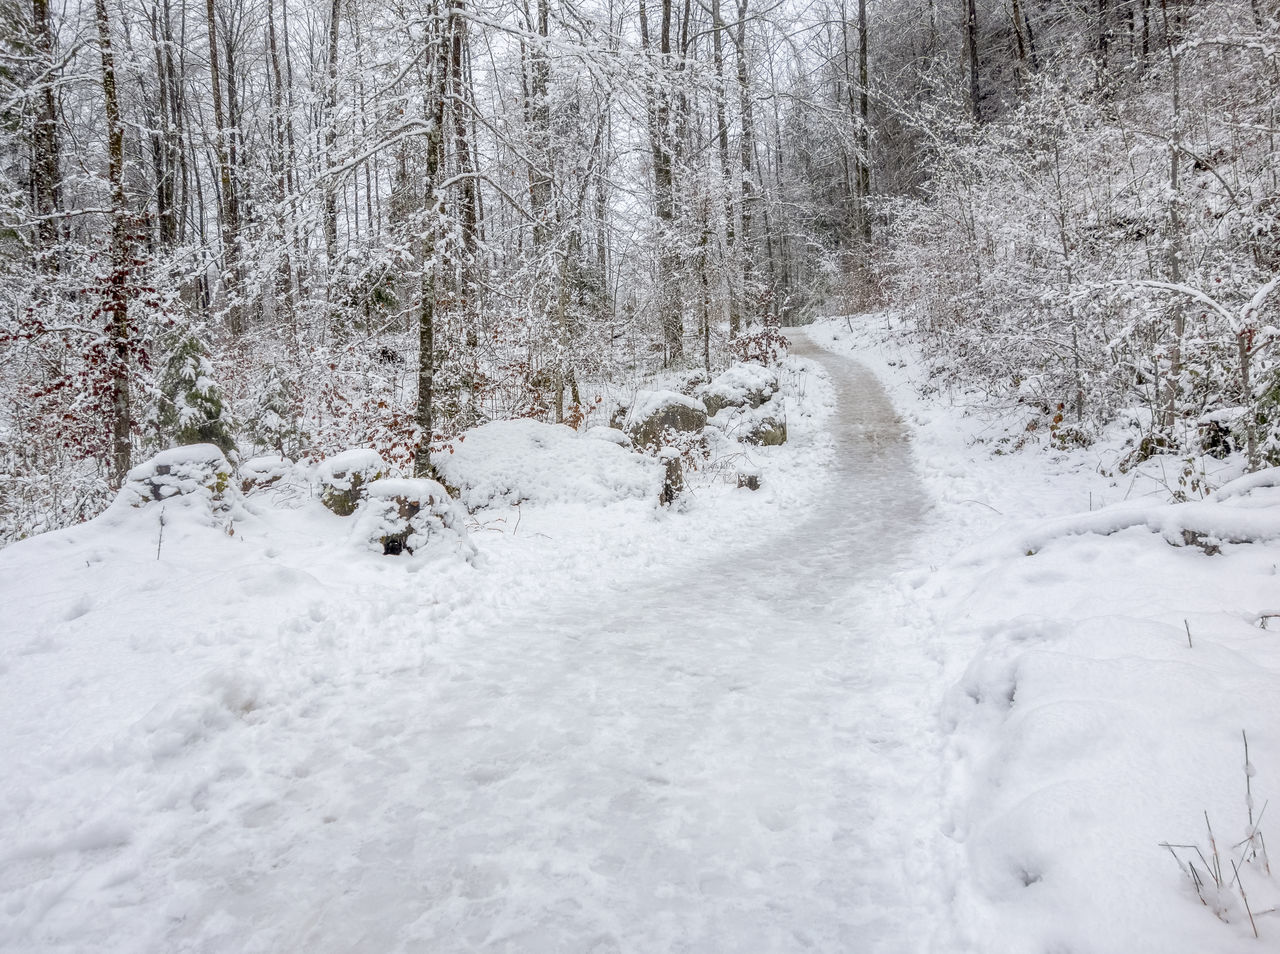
[
  {"x1": 1244, "y1": 729, "x2": 1254, "y2": 829},
  {"x1": 1206, "y1": 813, "x2": 1224, "y2": 887},
  {"x1": 1231, "y1": 860, "x2": 1259, "y2": 938}
]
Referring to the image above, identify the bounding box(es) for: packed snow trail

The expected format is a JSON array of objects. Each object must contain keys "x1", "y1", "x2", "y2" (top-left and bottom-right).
[
  {"x1": 2, "y1": 332, "x2": 958, "y2": 953},
  {"x1": 167, "y1": 332, "x2": 946, "y2": 953}
]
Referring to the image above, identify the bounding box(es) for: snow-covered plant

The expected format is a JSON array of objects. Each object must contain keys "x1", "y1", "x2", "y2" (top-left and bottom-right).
[
  {"x1": 155, "y1": 332, "x2": 236, "y2": 456},
  {"x1": 729, "y1": 327, "x2": 790, "y2": 367},
  {"x1": 244, "y1": 363, "x2": 306, "y2": 458},
  {"x1": 1161, "y1": 731, "x2": 1274, "y2": 939}
]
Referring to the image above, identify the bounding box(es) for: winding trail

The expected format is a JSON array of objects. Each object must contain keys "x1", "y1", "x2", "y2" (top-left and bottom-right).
[
  {"x1": 0, "y1": 332, "x2": 956, "y2": 953},
  {"x1": 163, "y1": 332, "x2": 952, "y2": 952}
]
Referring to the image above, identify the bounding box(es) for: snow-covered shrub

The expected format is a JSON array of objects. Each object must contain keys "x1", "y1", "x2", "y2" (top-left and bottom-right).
[
  {"x1": 352, "y1": 478, "x2": 474, "y2": 558},
  {"x1": 728, "y1": 326, "x2": 789, "y2": 367},
  {"x1": 116, "y1": 445, "x2": 238, "y2": 520},
  {"x1": 317, "y1": 449, "x2": 389, "y2": 516},
  {"x1": 155, "y1": 332, "x2": 236, "y2": 455},
  {"x1": 433, "y1": 418, "x2": 662, "y2": 509},
  {"x1": 244, "y1": 363, "x2": 305, "y2": 458}
]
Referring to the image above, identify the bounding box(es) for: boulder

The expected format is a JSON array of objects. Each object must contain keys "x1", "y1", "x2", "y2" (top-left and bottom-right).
[
  {"x1": 737, "y1": 467, "x2": 761, "y2": 491},
  {"x1": 239, "y1": 454, "x2": 292, "y2": 494},
  {"x1": 125, "y1": 444, "x2": 234, "y2": 506},
  {"x1": 744, "y1": 416, "x2": 787, "y2": 446},
  {"x1": 627, "y1": 390, "x2": 708, "y2": 452},
  {"x1": 317, "y1": 449, "x2": 388, "y2": 516},
  {"x1": 700, "y1": 364, "x2": 779, "y2": 417},
  {"x1": 354, "y1": 478, "x2": 474, "y2": 558}
]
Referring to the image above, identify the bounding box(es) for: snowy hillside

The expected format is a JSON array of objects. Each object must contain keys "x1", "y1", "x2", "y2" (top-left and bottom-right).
[{"x1": 3, "y1": 324, "x2": 1278, "y2": 953}]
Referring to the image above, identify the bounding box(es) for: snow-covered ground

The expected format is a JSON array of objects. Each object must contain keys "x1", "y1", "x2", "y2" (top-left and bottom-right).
[
  {"x1": 811, "y1": 315, "x2": 1279, "y2": 954},
  {"x1": 2, "y1": 318, "x2": 1277, "y2": 952}
]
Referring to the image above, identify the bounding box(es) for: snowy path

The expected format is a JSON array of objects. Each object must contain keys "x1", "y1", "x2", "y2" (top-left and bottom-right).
[
  {"x1": 3, "y1": 333, "x2": 958, "y2": 953},
  {"x1": 171, "y1": 334, "x2": 948, "y2": 952}
]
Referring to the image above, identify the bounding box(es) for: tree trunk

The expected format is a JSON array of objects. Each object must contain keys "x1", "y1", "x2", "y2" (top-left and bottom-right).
[
  {"x1": 204, "y1": 0, "x2": 242, "y2": 333},
  {"x1": 854, "y1": 0, "x2": 871, "y2": 247},
  {"x1": 449, "y1": 0, "x2": 478, "y2": 319},
  {"x1": 266, "y1": 0, "x2": 296, "y2": 320},
  {"x1": 31, "y1": 0, "x2": 63, "y2": 267},
  {"x1": 640, "y1": 0, "x2": 684, "y2": 363},
  {"x1": 413, "y1": 20, "x2": 449, "y2": 479},
  {"x1": 964, "y1": 0, "x2": 982, "y2": 122},
  {"x1": 735, "y1": 0, "x2": 758, "y2": 326},
  {"x1": 711, "y1": 0, "x2": 738, "y2": 337},
  {"x1": 94, "y1": 0, "x2": 132, "y2": 487},
  {"x1": 1160, "y1": 0, "x2": 1184, "y2": 432},
  {"x1": 323, "y1": 0, "x2": 341, "y2": 268}
]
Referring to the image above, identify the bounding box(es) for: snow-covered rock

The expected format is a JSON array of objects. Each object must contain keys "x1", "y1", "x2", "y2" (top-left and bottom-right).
[
  {"x1": 239, "y1": 454, "x2": 292, "y2": 493},
  {"x1": 707, "y1": 394, "x2": 788, "y2": 447},
  {"x1": 316, "y1": 449, "x2": 389, "y2": 516},
  {"x1": 626, "y1": 390, "x2": 708, "y2": 451},
  {"x1": 120, "y1": 444, "x2": 235, "y2": 511},
  {"x1": 352, "y1": 477, "x2": 473, "y2": 558},
  {"x1": 433, "y1": 418, "x2": 662, "y2": 509},
  {"x1": 700, "y1": 364, "x2": 779, "y2": 417}
]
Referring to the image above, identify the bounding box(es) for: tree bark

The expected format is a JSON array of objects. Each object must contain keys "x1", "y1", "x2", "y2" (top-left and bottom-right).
[
  {"x1": 854, "y1": 0, "x2": 871, "y2": 247},
  {"x1": 735, "y1": 0, "x2": 758, "y2": 326},
  {"x1": 323, "y1": 0, "x2": 342, "y2": 267},
  {"x1": 204, "y1": 0, "x2": 242, "y2": 333},
  {"x1": 31, "y1": 0, "x2": 63, "y2": 267},
  {"x1": 413, "y1": 16, "x2": 449, "y2": 479},
  {"x1": 964, "y1": 0, "x2": 982, "y2": 122},
  {"x1": 94, "y1": 0, "x2": 132, "y2": 487}
]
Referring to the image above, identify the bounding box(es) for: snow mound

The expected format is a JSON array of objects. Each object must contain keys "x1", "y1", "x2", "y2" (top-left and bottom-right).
[
  {"x1": 433, "y1": 418, "x2": 662, "y2": 509},
  {"x1": 353, "y1": 478, "x2": 474, "y2": 558},
  {"x1": 967, "y1": 470, "x2": 1280, "y2": 558},
  {"x1": 316, "y1": 449, "x2": 388, "y2": 489},
  {"x1": 583, "y1": 426, "x2": 631, "y2": 447}
]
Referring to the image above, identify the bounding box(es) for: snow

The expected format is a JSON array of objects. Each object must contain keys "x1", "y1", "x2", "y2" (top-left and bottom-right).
[
  {"x1": 314, "y1": 448, "x2": 387, "y2": 488},
  {"x1": 625, "y1": 388, "x2": 706, "y2": 425},
  {"x1": 811, "y1": 314, "x2": 1280, "y2": 953},
  {"x1": 351, "y1": 478, "x2": 473, "y2": 559},
  {"x1": 239, "y1": 454, "x2": 292, "y2": 487},
  {"x1": 432, "y1": 417, "x2": 663, "y2": 509},
  {"x1": 699, "y1": 362, "x2": 777, "y2": 412},
  {"x1": 2, "y1": 318, "x2": 1278, "y2": 953},
  {"x1": 583, "y1": 425, "x2": 632, "y2": 446}
]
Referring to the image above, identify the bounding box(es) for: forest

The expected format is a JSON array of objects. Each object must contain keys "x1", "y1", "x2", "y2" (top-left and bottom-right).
[{"x1": 2, "y1": 0, "x2": 1278, "y2": 542}]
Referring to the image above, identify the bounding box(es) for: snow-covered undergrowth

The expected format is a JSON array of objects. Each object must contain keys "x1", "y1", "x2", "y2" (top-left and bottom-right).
[{"x1": 812, "y1": 314, "x2": 1280, "y2": 952}]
